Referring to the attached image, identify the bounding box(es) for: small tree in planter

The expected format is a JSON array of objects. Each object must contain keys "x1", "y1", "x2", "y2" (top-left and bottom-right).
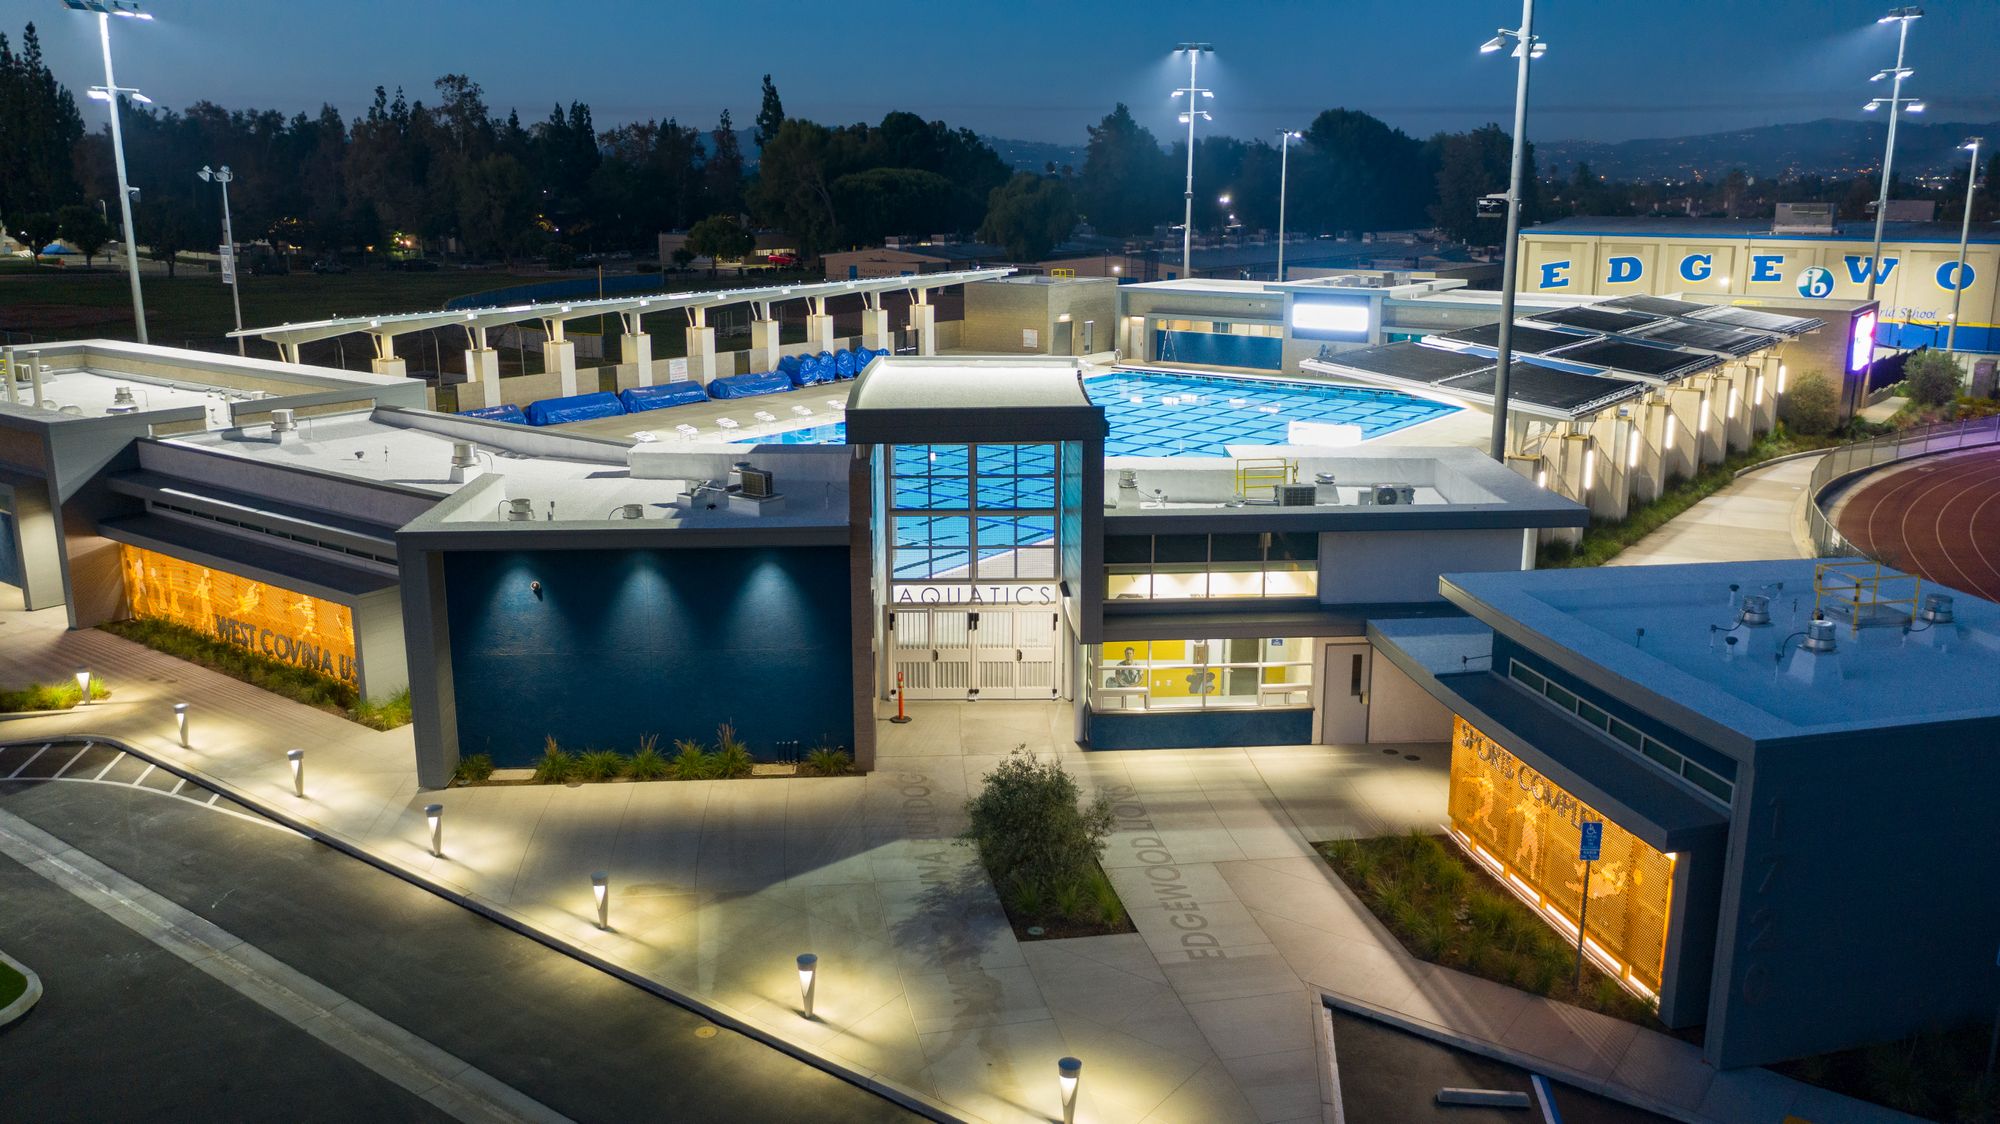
[{"x1": 962, "y1": 747, "x2": 1120, "y2": 930}]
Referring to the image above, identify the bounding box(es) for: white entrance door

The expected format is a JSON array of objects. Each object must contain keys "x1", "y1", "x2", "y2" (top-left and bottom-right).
[
  {"x1": 889, "y1": 607, "x2": 1062, "y2": 700},
  {"x1": 890, "y1": 607, "x2": 974, "y2": 699},
  {"x1": 1319, "y1": 640, "x2": 1373, "y2": 744}
]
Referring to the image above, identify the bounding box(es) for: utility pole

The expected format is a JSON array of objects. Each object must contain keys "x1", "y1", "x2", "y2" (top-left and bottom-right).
[
  {"x1": 66, "y1": 0, "x2": 155, "y2": 343},
  {"x1": 199, "y1": 166, "x2": 245, "y2": 355},
  {"x1": 1275, "y1": 130, "x2": 1301, "y2": 282},
  {"x1": 1864, "y1": 7, "x2": 1925, "y2": 304},
  {"x1": 1480, "y1": 0, "x2": 1546, "y2": 462}
]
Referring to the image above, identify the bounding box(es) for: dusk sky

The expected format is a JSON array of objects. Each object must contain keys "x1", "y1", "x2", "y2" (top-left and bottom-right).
[{"x1": 21, "y1": 0, "x2": 2000, "y2": 146}]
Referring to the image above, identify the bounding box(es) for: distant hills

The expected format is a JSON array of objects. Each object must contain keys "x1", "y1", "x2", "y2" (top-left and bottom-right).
[
  {"x1": 1536, "y1": 117, "x2": 1998, "y2": 182},
  {"x1": 981, "y1": 136, "x2": 1088, "y2": 174}
]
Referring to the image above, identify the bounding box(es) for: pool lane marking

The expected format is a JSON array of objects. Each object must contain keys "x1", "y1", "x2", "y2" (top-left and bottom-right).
[{"x1": 0, "y1": 806, "x2": 571, "y2": 1124}]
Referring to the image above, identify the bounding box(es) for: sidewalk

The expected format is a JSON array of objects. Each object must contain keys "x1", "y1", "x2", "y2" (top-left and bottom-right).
[
  {"x1": 0, "y1": 606, "x2": 1918, "y2": 1123},
  {"x1": 1608, "y1": 456, "x2": 1822, "y2": 566}
]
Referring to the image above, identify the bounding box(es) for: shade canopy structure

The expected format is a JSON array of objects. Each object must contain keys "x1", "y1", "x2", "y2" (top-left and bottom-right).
[
  {"x1": 232, "y1": 268, "x2": 1016, "y2": 363},
  {"x1": 1303, "y1": 296, "x2": 1821, "y2": 421}
]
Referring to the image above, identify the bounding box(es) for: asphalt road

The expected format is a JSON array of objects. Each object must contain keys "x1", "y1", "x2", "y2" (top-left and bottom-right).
[
  {"x1": 1330, "y1": 1007, "x2": 1673, "y2": 1123},
  {"x1": 0, "y1": 760, "x2": 915, "y2": 1124}
]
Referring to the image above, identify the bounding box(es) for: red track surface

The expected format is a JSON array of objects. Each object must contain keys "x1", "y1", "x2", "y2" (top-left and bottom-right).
[{"x1": 1835, "y1": 448, "x2": 2000, "y2": 603}]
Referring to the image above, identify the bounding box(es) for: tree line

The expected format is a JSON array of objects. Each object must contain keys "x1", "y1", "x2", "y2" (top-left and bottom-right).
[{"x1": 5, "y1": 18, "x2": 1566, "y2": 272}]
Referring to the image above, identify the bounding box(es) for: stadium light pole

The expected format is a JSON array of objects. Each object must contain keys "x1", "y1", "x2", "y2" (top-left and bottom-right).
[
  {"x1": 64, "y1": 0, "x2": 153, "y2": 344},
  {"x1": 1171, "y1": 42, "x2": 1215, "y2": 276},
  {"x1": 1479, "y1": 1, "x2": 1546, "y2": 463},
  {"x1": 198, "y1": 166, "x2": 246, "y2": 355},
  {"x1": 1947, "y1": 137, "x2": 1982, "y2": 354},
  {"x1": 1275, "y1": 130, "x2": 1302, "y2": 282},
  {"x1": 1863, "y1": 7, "x2": 1923, "y2": 305}
]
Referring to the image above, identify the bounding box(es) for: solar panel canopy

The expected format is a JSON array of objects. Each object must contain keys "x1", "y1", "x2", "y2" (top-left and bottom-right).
[
  {"x1": 1550, "y1": 339, "x2": 1719, "y2": 378},
  {"x1": 1437, "y1": 363, "x2": 1645, "y2": 414},
  {"x1": 1531, "y1": 306, "x2": 1664, "y2": 334},
  {"x1": 1441, "y1": 322, "x2": 1588, "y2": 355}
]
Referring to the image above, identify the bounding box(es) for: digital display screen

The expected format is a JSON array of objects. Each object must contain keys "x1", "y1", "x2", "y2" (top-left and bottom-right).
[
  {"x1": 1849, "y1": 309, "x2": 1877, "y2": 372},
  {"x1": 1289, "y1": 296, "x2": 1373, "y2": 342}
]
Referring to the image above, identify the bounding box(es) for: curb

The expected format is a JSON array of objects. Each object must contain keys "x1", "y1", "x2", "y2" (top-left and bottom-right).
[
  {"x1": 0, "y1": 949, "x2": 43, "y2": 1029},
  {"x1": 3, "y1": 735, "x2": 967, "y2": 1124},
  {"x1": 1319, "y1": 991, "x2": 1712, "y2": 1124}
]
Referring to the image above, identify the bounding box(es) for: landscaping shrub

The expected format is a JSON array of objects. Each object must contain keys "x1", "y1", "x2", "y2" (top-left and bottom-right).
[
  {"x1": 574, "y1": 749, "x2": 626, "y2": 781},
  {"x1": 712, "y1": 723, "x2": 753, "y2": 778},
  {"x1": 1782, "y1": 369, "x2": 1839, "y2": 435},
  {"x1": 98, "y1": 617, "x2": 410, "y2": 729},
  {"x1": 453, "y1": 753, "x2": 494, "y2": 784},
  {"x1": 802, "y1": 746, "x2": 854, "y2": 776},
  {"x1": 627, "y1": 736, "x2": 670, "y2": 780},
  {"x1": 670, "y1": 739, "x2": 713, "y2": 780},
  {"x1": 0, "y1": 678, "x2": 111, "y2": 712},
  {"x1": 533, "y1": 737, "x2": 575, "y2": 784},
  {"x1": 1902, "y1": 350, "x2": 1964, "y2": 407},
  {"x1": 963, "y1": 747, "x2": 1122, "y2": 931}
]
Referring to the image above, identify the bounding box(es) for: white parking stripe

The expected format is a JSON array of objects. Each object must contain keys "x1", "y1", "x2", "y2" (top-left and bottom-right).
[
  {"x1": 132, "y1": 763, "x2": 155, "y2": 786},
  {"x1": 47, "y1": 745, "x2": 90, "y2": 780},
  {"x1": 7, "y1": 745, "x2": 50, "y2": 779},
  {"x1": 0, "y1": 807, "x2": 571, "y2": 1124},
  {"x1": 91, "y1": 753, "x2": 126, "y2": 782}
]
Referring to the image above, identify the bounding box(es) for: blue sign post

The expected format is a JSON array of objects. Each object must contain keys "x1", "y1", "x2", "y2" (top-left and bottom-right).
[{"x1": 1575, "y1": 821, "x2": 1604, "y2": 989}]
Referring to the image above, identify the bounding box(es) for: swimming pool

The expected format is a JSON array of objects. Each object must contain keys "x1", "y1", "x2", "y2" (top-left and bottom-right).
[{"x1": 733, "y1": 369, "x2": 1457, "y2": 456}]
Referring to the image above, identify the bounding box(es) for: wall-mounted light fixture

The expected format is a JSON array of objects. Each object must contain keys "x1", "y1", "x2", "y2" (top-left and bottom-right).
[{"x1": 1777, "y1": 363, "x2": 1788, "y2": 394}]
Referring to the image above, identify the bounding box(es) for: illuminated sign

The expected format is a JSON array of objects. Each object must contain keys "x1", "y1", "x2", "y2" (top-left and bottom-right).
[
  {"x1": 1850, "y1": 309, "x2": 1878, "y2": 372},
  {"x1": 892, "y1": 582, "x2": 1058, "y2": 605},
  {"x1": 1796, "y1": 267, "x2": 1835, "y2": 299},
  {"x1": 1447, "y1": 716, "x2": 1673, "y2": 993},
  {"x1": 1288, "y1": 296, "x2": 1372, "y2": 342},
  {"x1": 119, "y1": 544, "x2": 359, "y2": 684}
]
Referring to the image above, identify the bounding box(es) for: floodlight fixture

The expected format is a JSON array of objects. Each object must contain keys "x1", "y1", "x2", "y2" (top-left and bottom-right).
[
  {"x1": 1477, "y1": 0, "x2": 1548, "y2": 463},
  {"x1": 66, "y1": 0, "x2": 150, "y2": 340}
]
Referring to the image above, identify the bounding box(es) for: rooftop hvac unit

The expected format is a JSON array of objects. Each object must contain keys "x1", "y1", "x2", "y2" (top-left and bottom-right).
[
  {"x1": 1365, "y1": 482, "x2": 1416, "y2": 506},
  {"x1": 739, "y1": 467, "x2": 777, "y2": 499},
  {"x1": 1772, "y1": 202, "x2": 1835, "y2": 235},
  {"x1": 1277, "y1": 484, "x2": 1317, "y2": 507},
  {"x1": 1920, "y1": 593, "x2": 1955, "y2": 624}
]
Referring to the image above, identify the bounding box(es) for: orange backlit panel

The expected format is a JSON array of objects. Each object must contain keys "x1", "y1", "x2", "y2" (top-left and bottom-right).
[
  {"x1": 1448, "y1": 715, "x2": 1673, "y2": 992},
  {"x1": 120, "y1": 544, "x2": 358, "y2": 685}
]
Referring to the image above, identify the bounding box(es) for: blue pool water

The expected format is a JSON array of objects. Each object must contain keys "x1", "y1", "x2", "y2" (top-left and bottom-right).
[{"x1": 734, "y1": 370, "x2": 1457, "y2": 456}]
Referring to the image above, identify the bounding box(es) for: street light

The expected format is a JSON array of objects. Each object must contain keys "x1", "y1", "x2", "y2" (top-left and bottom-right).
[
  {"x1": 1058, "y1": 1056, "x2": 1083, "y2": 1124},
  {"x1": 1275, "y1": 130, "x2": 1302, "y2": 281},
  {"x1": 1863, "y1": 6, "x2": 1923, "y2": 306},
  {"x1": 1948, "y1": 137, "x2": 1983, "y2": 353},
  {"x1": 1171, "y1": 42, "x2": 1215, "y2": 275},
  {"x1": 796, "y1": 953, "x2": 819, "y2": 1017},
  {"x1": 198, "y1": 166, "x2": 246, "y2": 356},
  {"x1": 63, "y1": 0, "x2": 152, "y2": 345},
  {"x1": 1478, "y1": 0, "x2": 1548, "y2": 463}
]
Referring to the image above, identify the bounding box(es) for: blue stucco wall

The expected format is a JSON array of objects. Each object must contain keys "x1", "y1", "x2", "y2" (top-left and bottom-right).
[
  {"x1": 443, "y1": 545, "x2": 853, "y2": 766},
  {"x1": 1085, "y1": 707, "x2": 1312, "y2": 750}
]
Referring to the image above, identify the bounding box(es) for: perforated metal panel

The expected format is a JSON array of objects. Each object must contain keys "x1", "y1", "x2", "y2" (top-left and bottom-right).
[{"x1": 1447, "y1": 717, "x2": 1674, "y2": 994}]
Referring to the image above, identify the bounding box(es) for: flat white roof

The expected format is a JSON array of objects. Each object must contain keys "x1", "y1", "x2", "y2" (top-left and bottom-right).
[{"x1": 847, "y1": 356, "x2": 1095, "y2": 412}]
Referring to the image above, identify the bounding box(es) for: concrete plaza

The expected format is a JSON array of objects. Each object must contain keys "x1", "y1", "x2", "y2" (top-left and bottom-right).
[{"x1": 0, "y1": 604, "x2": 1916, "y2": 1123}]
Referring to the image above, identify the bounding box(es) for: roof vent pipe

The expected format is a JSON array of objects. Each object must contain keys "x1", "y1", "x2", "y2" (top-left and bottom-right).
[
  {"x1": 1920, "y1": 594, "x2": 1954, "y2": 624},
  {"x1": 1739, "y1": 594, "x2": 1771, "y2": 626},
  {"x1": 449, "y1": 440, "x2": 481, "y2": 483},
  {"x1": 270, "y1": 408, "x2": 296, "y2": 443},
  {"x1": 1802, "y1": 618, "x2": 1838, "y2": 654},
  {"x1": 501, "y1": 497, "x2": 534, "y2": 522}
]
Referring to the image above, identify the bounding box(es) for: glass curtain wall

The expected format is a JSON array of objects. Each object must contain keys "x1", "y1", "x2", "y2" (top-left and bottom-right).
[
  {"x1": 1089, "y1": 638, "x2": 1313, "y2": 710},
  {"x1": 889, "y1": 444, "x2": 1059, "y2": 583}
]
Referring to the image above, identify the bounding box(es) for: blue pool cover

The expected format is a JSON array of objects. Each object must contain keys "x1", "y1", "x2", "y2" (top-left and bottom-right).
[
  {"x1": 735, "y1": 370, "x2": 1457, "y2": 456},
  {"x1": 619, "y1": 381, "x2": 709, "y2": 412},
  {"x1": 708, "y1": 370, "x2": 793, "y2": 399},
  {"x1": 459, "y1": 403, "x2": 528, "y2": 424},
  {"x1": 524, "y1": 392, "x2": 624, "y2": 426}
]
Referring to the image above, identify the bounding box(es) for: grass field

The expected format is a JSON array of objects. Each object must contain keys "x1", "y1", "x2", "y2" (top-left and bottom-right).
[
  {"x1": 0, "y1": 262, "x2": 533, "y2": 349},
  {"x1": 0, "y1": 959, "x2": 25, "y2": 1009}
]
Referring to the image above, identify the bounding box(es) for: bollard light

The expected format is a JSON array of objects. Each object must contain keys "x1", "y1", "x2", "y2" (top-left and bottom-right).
[
  {"x1": 173, "y1": 702, "x2": 189, "y2": 747},
  {"x1": 796, "y1": 953, "x2": 819, "y2": 1018},
  {"x1": 1058, "y1": 1056, "x2": 1083, "y2": 1124},
  {"x1": 74, "y1": 666, "x2": 92, "y2": 703},
  {"x1": 591, "y1": 871, "x2": 609, "y2": 930},
  {"x1": 425, "y1": 803, "x2": 444, "y2": 857},
  {"x1": 286, "y1": 748, "x2": 304, "y2": 797}
]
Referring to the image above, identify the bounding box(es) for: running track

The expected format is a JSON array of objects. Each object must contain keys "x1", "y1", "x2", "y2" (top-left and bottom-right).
[{"x1": 1834, "y1": 447, "x2": 2000, "y2": 603}]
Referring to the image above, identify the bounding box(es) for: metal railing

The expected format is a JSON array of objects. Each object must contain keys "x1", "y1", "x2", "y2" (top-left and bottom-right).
[{"x1": 1805, "y1": 413, "x2": 2000, "y2": 555}]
